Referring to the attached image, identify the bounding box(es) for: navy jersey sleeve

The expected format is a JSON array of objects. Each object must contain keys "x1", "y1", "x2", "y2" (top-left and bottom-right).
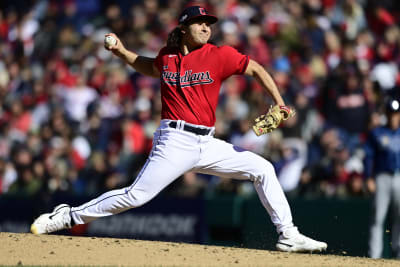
[{"x1": 364, "y1": 130, "x2": 377, "y2": 178}]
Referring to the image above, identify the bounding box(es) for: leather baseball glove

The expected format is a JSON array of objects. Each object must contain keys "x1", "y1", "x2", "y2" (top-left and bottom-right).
[{"x1": 252, "y1": 105, "x2": 296, "y2": 136}]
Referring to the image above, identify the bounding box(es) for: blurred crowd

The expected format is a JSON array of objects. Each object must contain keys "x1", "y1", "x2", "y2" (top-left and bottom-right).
[{"x1": 0, "y1": 0, "x2": 399, "y2": 199}]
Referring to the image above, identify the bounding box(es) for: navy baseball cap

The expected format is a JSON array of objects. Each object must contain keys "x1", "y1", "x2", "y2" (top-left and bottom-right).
[{"x1": 178, "y1": 6, "x2": 218, "y2": 25}]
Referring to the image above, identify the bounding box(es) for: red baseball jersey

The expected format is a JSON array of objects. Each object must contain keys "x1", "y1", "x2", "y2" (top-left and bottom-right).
[{"x1": 154, "y1": 43, "x2": 249, "y2": 127}]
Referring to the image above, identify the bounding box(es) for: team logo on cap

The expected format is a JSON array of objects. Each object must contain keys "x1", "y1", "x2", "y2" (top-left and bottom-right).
[
  {"x1": 199, "y1": 7, "x2": 206, "y2": 15},
  {"x1": 180, "y1": 14, "x2": 188, "y2": 23}
]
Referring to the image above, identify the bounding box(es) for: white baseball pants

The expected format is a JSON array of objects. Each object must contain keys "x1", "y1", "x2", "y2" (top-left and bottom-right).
[{"x1": 71, "y1": 120, "x2": 294, "y2": 233}]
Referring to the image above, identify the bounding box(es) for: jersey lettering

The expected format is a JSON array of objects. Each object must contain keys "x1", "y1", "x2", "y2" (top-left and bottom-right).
[{"x1": 162, "y1": 70, "x2": 214, "y2": 87}]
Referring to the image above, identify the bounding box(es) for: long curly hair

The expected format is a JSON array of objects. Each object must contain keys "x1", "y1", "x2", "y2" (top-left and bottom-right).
[{"x1": 167, "y1": 27, "x2": 183, "y2": 48}]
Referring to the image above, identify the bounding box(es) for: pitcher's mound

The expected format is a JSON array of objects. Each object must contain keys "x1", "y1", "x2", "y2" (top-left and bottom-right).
[{"x1": 0, "y1": 232, "x2": 397, "y2": 267}]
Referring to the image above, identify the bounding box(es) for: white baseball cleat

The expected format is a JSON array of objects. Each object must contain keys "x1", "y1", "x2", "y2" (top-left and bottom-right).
[
  {"x1": 31, "y1": 204, "x2": 72, "y2": 234},
  {"x1": 276, "y1": 227, "x2": 327, "y2": 253}
]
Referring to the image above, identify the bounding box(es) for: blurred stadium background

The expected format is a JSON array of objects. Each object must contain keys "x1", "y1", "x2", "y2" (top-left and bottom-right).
[{"x1": 0, "y1": 0, "x2": 399, "y2": 259}]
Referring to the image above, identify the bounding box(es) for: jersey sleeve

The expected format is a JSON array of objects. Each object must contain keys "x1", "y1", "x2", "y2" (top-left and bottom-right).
[
  {"x1": 218, "y1": 46, "x2": 249, "y2": 79},
  {"x1": 363, "y1": 130, "x2": 377, "y2": 178},
  {"x1": 154, "y1": 47, "x2": 168, "y2": 73}
]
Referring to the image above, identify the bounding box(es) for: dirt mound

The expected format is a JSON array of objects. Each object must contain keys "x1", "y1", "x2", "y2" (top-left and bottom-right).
[{"x1": 0, "y1": 232, "x2": 397, "y2": 267}]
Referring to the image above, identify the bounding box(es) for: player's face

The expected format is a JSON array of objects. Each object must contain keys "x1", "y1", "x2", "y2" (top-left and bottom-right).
[{"x1": 184, "y1": 18, "x2": 212, "y2": 47}]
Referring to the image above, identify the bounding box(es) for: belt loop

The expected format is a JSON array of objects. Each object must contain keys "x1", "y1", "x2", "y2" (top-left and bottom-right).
[
  {"x1": 177, "y1": 120, "x2": 183, "y2": 130},
  {"x1": 208, "y1": 127, "x2": 215, "y2": 136}
]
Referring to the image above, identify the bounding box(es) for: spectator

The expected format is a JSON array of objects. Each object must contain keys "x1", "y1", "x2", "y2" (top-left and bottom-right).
[
  {"x1": 0, "y1": 0, "x2": 398, "y2": 200},
  {"x1": 59, "y1": 73, "x2": 98, "y2": 125},
  {"x1": 329, "y1": 0, "x2": 367, "y2": 40},
  {"x1": 0, "y1": 157, "x2": 17, "y2": 194},
  {"x1": 275, "y1": 138, "x2": 307, "y2": 194}
]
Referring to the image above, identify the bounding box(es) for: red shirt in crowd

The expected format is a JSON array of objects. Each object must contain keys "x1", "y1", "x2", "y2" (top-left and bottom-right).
[{"x1": 154, "y1": 43, "x2": 249, "y2": 127}]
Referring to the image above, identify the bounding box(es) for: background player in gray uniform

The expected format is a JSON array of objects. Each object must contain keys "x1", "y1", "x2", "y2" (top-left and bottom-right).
[
  {"x1": 30, "y1": 6, "x2": 327, "y2": 253},
  {"x1": 365, "y1": 98, "x2": 400, "y2": 258}
]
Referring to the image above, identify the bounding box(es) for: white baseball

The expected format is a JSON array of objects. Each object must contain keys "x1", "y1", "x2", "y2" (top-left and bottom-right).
[{"x1": 104, "y1": 35, "x2": 117, "y2": 47}]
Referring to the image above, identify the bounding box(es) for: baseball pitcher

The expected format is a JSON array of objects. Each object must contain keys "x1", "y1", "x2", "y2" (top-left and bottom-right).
[{"x1": 31, "y1": 6, "x2": 327, "y2": 253}]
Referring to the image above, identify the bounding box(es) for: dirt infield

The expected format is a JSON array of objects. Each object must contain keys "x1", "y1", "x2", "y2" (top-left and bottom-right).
[{"x1": 0, "y1": 232, "x2": 398, "y2": 267}]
